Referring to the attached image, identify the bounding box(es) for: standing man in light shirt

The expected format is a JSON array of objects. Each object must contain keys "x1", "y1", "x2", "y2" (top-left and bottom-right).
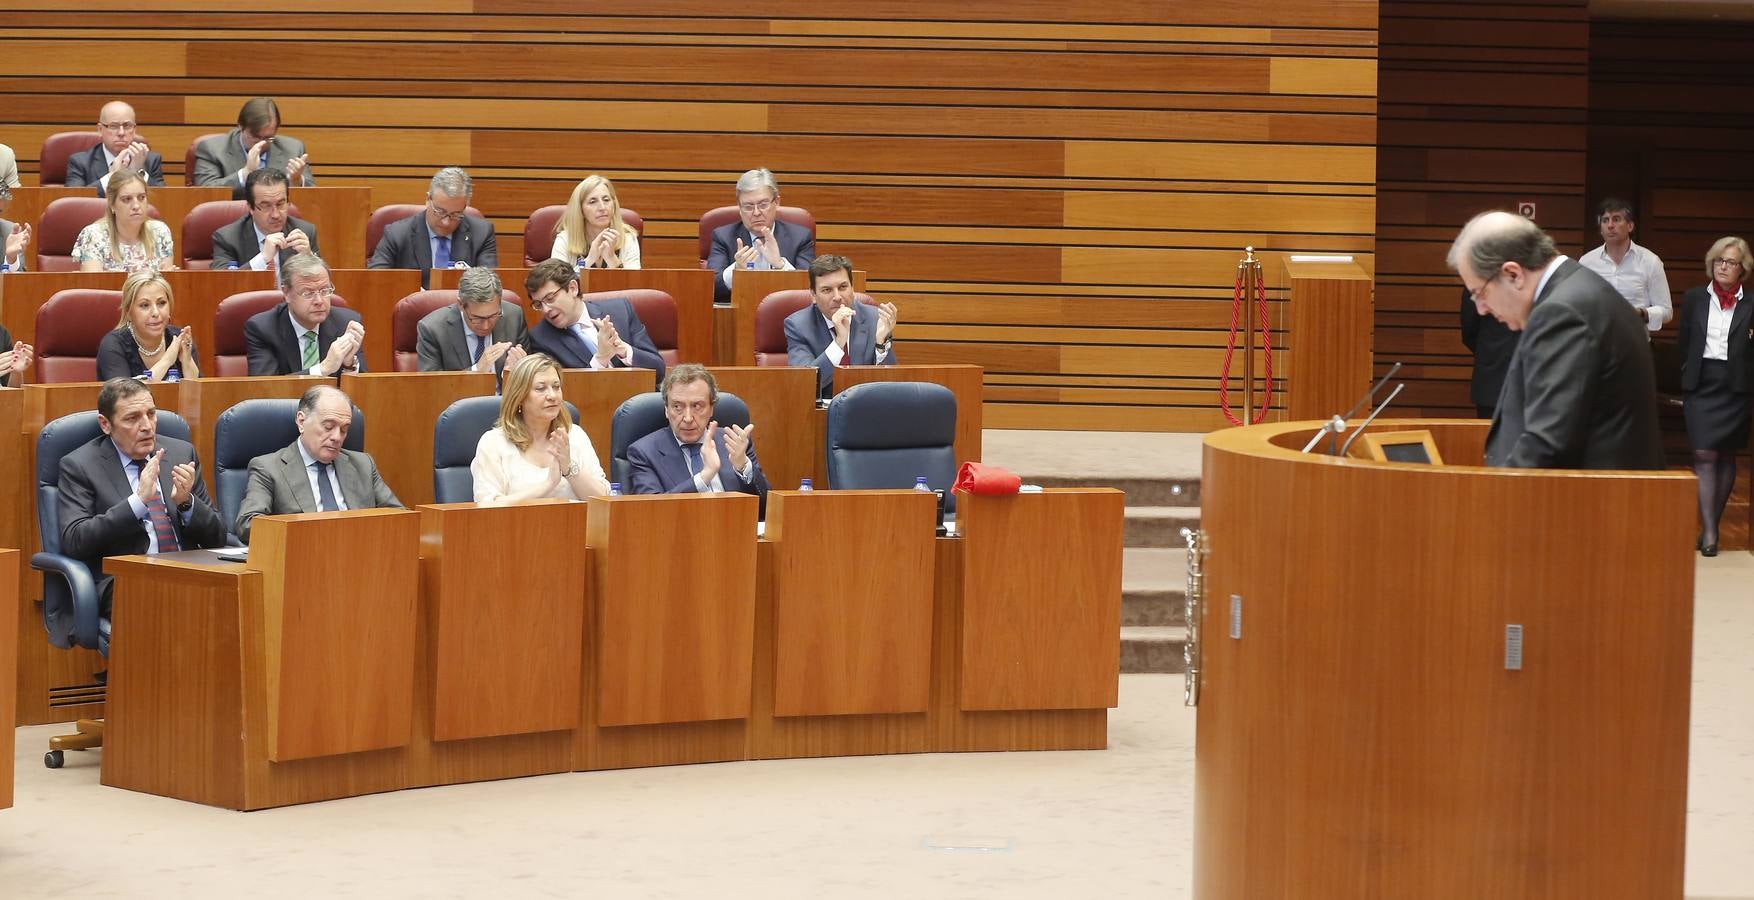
[
  {"x1": 1578, "y1": 197, "x2": 1671, "y2": 335},
  {"x1": 64, "y1": 100, "x2": 166, "y2": 196}
]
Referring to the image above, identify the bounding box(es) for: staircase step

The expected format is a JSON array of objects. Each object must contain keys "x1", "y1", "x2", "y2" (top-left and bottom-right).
[
  {"x1": 1121, "y1": 626, "x2": 1187, "y2": 674},
  {"x1": 1123, "y1": 547, "x2": 1186, "y2": 627},
  {"x1": 1125, "y1": 506, "x2": 1201, "y2": 548}
]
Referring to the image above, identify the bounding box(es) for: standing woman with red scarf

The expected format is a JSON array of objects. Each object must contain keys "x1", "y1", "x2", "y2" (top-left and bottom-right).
[{"x1": 1679, "y1": 236, "x2": 1753, "y2": 556}]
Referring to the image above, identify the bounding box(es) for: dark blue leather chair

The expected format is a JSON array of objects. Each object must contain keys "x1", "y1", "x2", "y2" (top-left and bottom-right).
[
  {"x1": 213, "y1": 398, "x2": 366, "y2": 538},
  {"x1": 825, "y1": 382, "x2": 958, "y2": 511},
  {"x1": 32, "y1": 409, "x2": 193, "y2": 661},
  {"x1": 607, "y1": 391, "x2": 751, "y2": 492},
  {"x1": 433, "y1": 397, "x2": 580, "y2": 503}
]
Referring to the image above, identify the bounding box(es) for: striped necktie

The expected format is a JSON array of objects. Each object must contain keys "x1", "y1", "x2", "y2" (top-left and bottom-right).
[{"x1": 132, "y1": 460, "x2": 181, "y2": 553}]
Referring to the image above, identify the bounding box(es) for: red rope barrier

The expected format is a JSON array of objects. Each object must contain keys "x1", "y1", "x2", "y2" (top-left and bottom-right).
[{"x1": 1217, "y1": 259, "x2": 1273, "y2": 425}]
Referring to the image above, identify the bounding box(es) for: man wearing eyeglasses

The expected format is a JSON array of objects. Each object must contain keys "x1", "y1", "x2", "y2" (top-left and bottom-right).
[
  {"x1": 521, "y1": 258, "x2": 665, "y2": 384},
  {"x1": 1449, "y1": 210, "x2": 1662, "y2": 469},
  {"x1": 192, "y1": 97, "x2": 314, "y2": 201},
  {"x1": 1578, "y1": 198, "x2": 1671, "y2": 336},
  {"x1": 416, "y1": 266, "x2": 529, "y2": 374},
  {"x1": 64, "y1": 101, "x2": 166, "y2": 197},
  {"x1": 369, "y1": 166, "x2": 499, "y2": 284},
  {"x1": 626, "y1": 363, "x2": 768, "y2": 502},
  {"x1": 244, "y1": 253, "x2": 367, "y2": 377},
  {"x1": 705, "y1": 167, "x2": 816, "y2": 302},
  {"x1": 210, "y1": 168, "x2": 319, "y2": 271}
]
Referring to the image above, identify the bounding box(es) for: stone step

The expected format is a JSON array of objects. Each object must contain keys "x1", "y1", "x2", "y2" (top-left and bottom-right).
[
  {"x1": 1123, "y1": 547, "x2": 1186, "y2": 627},
  {"x1": 1027, "y1": 474, "x2": 1201, "y2": 508},
  {"x1": 1121, "y1": 626, "x2": 1187, "y2": 674},
  {"x1": 1125, "y1": 505, "x2": 1201, "y2": 548}
]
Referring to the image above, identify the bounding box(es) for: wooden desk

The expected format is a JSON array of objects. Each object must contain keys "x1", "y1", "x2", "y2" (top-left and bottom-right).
[
  {"x1": 0, "y1": 548, "x2": 17, "y2": 807},
  {"x1": 584, "y1": 268, "x2": 716, "y2": 365},
  {"x1": 709, "y1": 366, "x2": 820, "y2": 491},
  {"x1": 287, "y1": 187, "x2": 373, "y2": 270},
  {"x1": 752, "y1": 490, "x2": 936, "y2": 760},
  {"x1": 343, "y1": 370, "x2": 494, "y2": 506},
  {"x1": 412, "y1": 501, "x2": 584, "y2": 785},
  {"x1": 176, "y1": 375, "x2": 327, "y2": 475},
  {"x1": 328, "y1": 268, "x2": 423, "y2": 373},
  {"x1": 954, "y1": 489, "x2": 1121, "y2": 748},
  {"x1": 559, "y1": 367, "x2": 657, "y2": 476},
  {"x1": 104, "y1": 508, "x2": 419, "y2": 809},
  {"x1": 834, "y1": 364, "x2": 985, "y2": 468},
  {"x1": 581, "y1": 493, "x2": 758, "y2": 770}
]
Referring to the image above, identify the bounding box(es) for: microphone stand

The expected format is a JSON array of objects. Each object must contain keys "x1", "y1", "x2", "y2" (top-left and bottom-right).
[
  {"x1": 1338, "y1": 383, "x2": 1407, "y2": 458},
  {"x1": 1299, "y1": 362, "x2": 1403, "y2": 455}
]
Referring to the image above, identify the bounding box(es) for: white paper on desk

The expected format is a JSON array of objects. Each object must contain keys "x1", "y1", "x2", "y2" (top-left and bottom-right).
[{"x1": 211, "y1": 547, "x2": 249, "y2": 561}]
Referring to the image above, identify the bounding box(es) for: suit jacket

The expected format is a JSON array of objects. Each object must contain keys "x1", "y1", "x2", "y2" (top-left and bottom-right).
[
  {"x1": 368, "y1": 212, "x2": 498, "y2": 281},
  {"x1": 96, "y1": 325, "x2": 198, "y2": 382},
  {"x1": 705, "y1": 218, "x2": 816, "y2": 301},
  {"x1": 1459, "y1": 286, "x2": 1519, "y2": 410},
  {"x1": 626, "y1": 427, "x2": 769, "y2": 502},
  {"x1": 192, "y1": 128, "x2": 316, "y2": 199},
  {"x1": 0, "y1": 218, "x2": 23, "y2": 272},
  {"x1": 64, "y1": 144, "x2": 166, "y2": 195},
  {"x1": 416, "y1": 301, "x2": 530, "y2": 373},
  {"x1": 783, "y1": 302, "x2": 896, "y2": 395},
  {"x1": 0, "y1": 142, "x2": 19, "y2": 188},
  {"x1": 524, "y1": 298, "x2": 666, "y2": 383},
  {"x1": 1485, "y1": 259, "x2": 1664, "y2": 470},
  {"x1": 243, "y1": 302, "x2": 367, "y2": 376},
  {"x1": 209, "y1": 215, "x2": 320, "y2": 270},
  {"x1": 234, "y1": 444, "x2": 403, "y2": 542},
  {"x1": 0, "y1": 322, "x2": 14, "y2": 386},
  {"x1": 57, "y1": 433, "x2": 226, "y2": 589},
  {"x1": 1678, "y1": 285, "x2": 1754, "y2": 394}
]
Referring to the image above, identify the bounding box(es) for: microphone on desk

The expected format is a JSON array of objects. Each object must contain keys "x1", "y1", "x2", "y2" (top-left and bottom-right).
[
  {"x1": 1300, "y1": 362, "x2": 1403, "y2": 455},
  {"x1": 1337, "y1": 382, "x2": 1406, "y2": 458}
]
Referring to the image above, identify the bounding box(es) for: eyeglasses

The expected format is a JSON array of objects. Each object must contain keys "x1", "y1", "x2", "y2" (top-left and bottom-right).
[
  {"x1": 98, "y1": 121, "x2": 137, "y2": 133},
  {"x1": 1468, "y1": 271, "x2": 1501, "y2": 304},
  {"x1": 253, "y1": 199, "x2": 289, "y2": 213},
  {"x1": 529, "y1": 288, "x2": 568, "y2": 312},
  {"x1": 1712, "y1": 257, "x2": 1745, "y2": 270},
  {"x1": 738, "y1": 198, "x2": 775, "y2": 215},
  {"x1": 667, "y1": 400, "x2": 711, "y2": 415},
  {"x1": 428, "y1": 203, "x2": 469, "y2": 224},
  {"x1": 291, "y1": 286, "x2": 337, "y2": 302},
  {"x1": 465, "y1": 309, "x2": 503, "y2": 326}
]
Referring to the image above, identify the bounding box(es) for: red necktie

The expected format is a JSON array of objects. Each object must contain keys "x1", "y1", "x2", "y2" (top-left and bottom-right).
[{"x1": 133, "y1": 460, "x2": 181, "y2": 553}]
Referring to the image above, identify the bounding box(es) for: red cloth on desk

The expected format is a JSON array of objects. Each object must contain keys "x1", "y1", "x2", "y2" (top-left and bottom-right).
[{"x1": 954, "y1": 462, "x2": 1021, "y2": 495}]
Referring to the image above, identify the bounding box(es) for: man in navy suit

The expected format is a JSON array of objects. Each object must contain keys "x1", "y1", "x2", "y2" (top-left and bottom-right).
[
  {"x1": 369, "y1": 166, "x2": 498, "y2": 286},
  {"x1": 705, "y1": 167, "x2": 816, "y2": 302},
  {"x1": 244, "y1": 253, "x2": 367, "y2": 376},
  {"x1": 64, "y1": 101, "x2": 166, "y2": 196},
  {"x1": 627, "y1": 363, "x2": 768, "y2": 501},
  {"x1": 521, "y1": 258, "x2": 665, "y2": 384},
  {"x1": 210, "y1": 168, "x2": 320, "y2": 270},
  {"x1": 784, "y1": 254, "x2": 899, "y2": 397}
]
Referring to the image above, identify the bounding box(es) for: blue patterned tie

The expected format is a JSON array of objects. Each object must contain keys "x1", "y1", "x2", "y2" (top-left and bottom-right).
[{"x1": 434, "y1": 236, "x2": 452, "y2": 269}]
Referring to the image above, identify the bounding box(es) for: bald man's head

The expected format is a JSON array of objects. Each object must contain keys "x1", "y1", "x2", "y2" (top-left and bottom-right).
[
  {"x1": 97, "y1": 101, "x2": 140, "y2": 156},
  {"x1": 1449, "y1": 211, "x2": 1559, "y2": 331}
]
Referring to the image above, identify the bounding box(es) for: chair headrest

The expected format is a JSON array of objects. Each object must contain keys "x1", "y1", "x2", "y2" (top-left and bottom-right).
[
  {"x1": 214, "y1": 398, "x2": 366, "y2": 469},
  {"x1": 828, "y1": 382, "x2": 957, "y2": 450},
  {"x1": 37, "y1": 409, "x2": 192, "y2": 486}
]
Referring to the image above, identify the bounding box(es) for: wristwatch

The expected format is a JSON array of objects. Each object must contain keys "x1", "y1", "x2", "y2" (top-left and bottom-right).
[
  {"x1": 177, "y1": 499, "x2": 193, "y2": 513},
  {"x1": 563, "y1": 462, "x2": 580, "y2": 478}
]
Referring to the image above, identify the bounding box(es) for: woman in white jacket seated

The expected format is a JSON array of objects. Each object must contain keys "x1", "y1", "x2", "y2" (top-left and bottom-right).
[
  {"x1": 550, "y1": 174, "x2": 641, "y2": 270},
  {"x1": 470, "y1": 353, "x2": 610, "y2": 503}
]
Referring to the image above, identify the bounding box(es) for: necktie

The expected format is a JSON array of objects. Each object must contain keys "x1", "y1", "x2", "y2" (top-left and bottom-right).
[
  {"x1": 571, "y1": 322, "x2": 598, "y2": 359},
  {"x1": 313, "y1": 462, "x2": 339, "y2": 512},
  {"x1": 434, "y1": 236, "x2": 452, "y2": 269},
  {"x1": 471, "y1": 334, "x2": 486, "y2": 365},
  {"x1": 300, "y1": 331, "x2": 318, "y2": 370},
  {"x1": 682, "y1": 443, "x2": 706, "y2": 490},
  {"x1": 132, "y1": 460, "x2": 181, "y2": 553}
]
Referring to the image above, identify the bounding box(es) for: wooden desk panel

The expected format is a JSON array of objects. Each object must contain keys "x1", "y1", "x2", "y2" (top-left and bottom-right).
[
  {"x1": 834, "y1": 364, "x2": 985, "y2": 467},
  {"x1": 559, "y1": 367, "x2": 657, "y2": 477},
  {"x1": 0, "y1": 549, "x2": 16, "y2": 808},
  {"x1": 709, "y1": 366, "x2": 819, "y2": 493},
  {"x1": 289, "y1": 187, "x2": 373, "y2": 270},
  {"x1": 177, "y1": 375, "x2": 326, "y2": 475},
  {"x1": 328, "y1": 268, "x2": 423, "y2": 373},
  {"x1": 584, "y1": 268, "x2": 716, "y2": 365},
  {"x1": 249, "y1": 509, "x2": 420, "y2": 763},
  {"x1": 1284, "y1": 260, "x2": 1373, "y2": 421},
  {"x1": 725, "y1": 270, "x2": 805, "y2": 367},
  {"x1": 582, "y1": 493, "x2": 757, "y2": 769},
  {"x1": 342, "y1": 370, "x2": 494, "y2": 506},
  {"x1": 959, "y1": 490, "x2": 1123, "y2": 712}
]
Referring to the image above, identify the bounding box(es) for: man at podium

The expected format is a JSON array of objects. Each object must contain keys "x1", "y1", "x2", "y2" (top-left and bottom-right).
[{"x1": 1449, "y1": 210, "x2": 1663, "y2": 469}]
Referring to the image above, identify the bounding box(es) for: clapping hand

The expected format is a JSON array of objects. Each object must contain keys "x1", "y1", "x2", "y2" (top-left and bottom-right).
[
  {"x1": 697, "y1": 422, "x2": 723, "y2": 482},
  {"x1": 4, "y1": 223, "x2": 28, "y2": 262},
  {"x1": 284, "y1": 154, "x2": 309, "y2": 183},
  {"x1": 733, "y1": 237, "x2": 760, "y2": 270},
  {"x1": 593, "y1": 315, "x2": 626, "y2": 366},
  {"x1": 321, "y1": 320, "x2": 366, "y2": 374},
  {"x1": 246, "y1": 140, "x2": 270, "y2": 173},
  {"x1": 0, "y1": 340, "x2": 33, "y2": 375},
  {"x1": 753, "y1": 227, "x2": 784, "y2": 267},
  {"x1": 830, "y1": 304, "x2": 856, "y2": 350},
  {"x1": 875, "y1": 302, "x2": 898, "y2": 345},
  {"x1": 586, "y1": 227, "x2": 618, "y2": 267},
  {"x1": 169, "y1": 460, "x2": 197, "y2": 508},
  {"x1": 135, "y1": 449, "x2": 165, "y2": 502},
  {"x1": 476, "y1": 341, "x2": 514, "y2": 373},
  {"x1": 109, "y1": 141, "x2": 151, "y2": 175},
  {"x1": 723, "y1": 423, "x2": 754, "y2": 474}
]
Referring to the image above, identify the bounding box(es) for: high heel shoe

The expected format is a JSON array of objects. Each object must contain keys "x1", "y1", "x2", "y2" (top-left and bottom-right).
[{"x1": 1702, "y1": 543, "x2": 1719, "y2": 558}]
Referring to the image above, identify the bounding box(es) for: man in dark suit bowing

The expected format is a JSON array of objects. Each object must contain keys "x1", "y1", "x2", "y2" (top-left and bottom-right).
[
  {"x1": 234, "y1": 385, "x2": 402, "y2": 543},
  {"x1": 1448, "y1": 210, "x2": 1662, "y2": 469},
  {"x1": 244, "y1": 253, "x2": 367, "y2": 376},
  {"x1": 64, "y1": 100, "x2": 166, "y2": 196},
  {"x1": 56, "y1": 378, "x2": 227, "y2": 644},
  {"x1": 416, "y1": 266, "x2": 529, "y2": 375},
  {"x1": 627, "y1": 363, "x2": 769, "y2": 502},
  {"x1": 784, "y1": 254, "x2": 898, "y2": 397},
  {"x1": 521, "y1": 258, "x2": 665, "y2": 384},
  {"x1": 705, "y1": 167, "x2": 816, "y2": 302},
  {"x1": 369, "y1": 166, "x2": 498, "y2": 285},
  {"x1": 210, "y1": 168, "x2": 320, "y2": 270}
]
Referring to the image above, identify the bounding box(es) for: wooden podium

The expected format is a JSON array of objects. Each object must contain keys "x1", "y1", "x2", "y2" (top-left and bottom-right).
[
  {"x1": 1281, "y1": 259, "x2": 1373, "y2": 421},
  {"x1": 1195, "y1": 420, "x2": 1696, "y2": 899}
]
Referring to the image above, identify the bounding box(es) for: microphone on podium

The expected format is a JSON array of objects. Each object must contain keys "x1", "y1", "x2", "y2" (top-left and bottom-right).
[
  {"x1": 1300, "y1": 362, "x2": 1404, "y2": 455},
  {"x1": 1338, "y1": 382, "x2": 1407, "y2": 458}
]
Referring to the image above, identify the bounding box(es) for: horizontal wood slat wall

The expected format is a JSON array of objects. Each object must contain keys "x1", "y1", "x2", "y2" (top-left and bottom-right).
[
  {"x1": 0, "y1": 3, "x2": 1377, "y2": 432},
  {"x1": 1375, "y1": 1, "x2": 1589, "y2": 415}
]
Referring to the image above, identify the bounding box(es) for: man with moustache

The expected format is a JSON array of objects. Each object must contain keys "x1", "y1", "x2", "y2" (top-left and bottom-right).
[
  {"x1": 233, "y1": 384, "x2": 403, "y2": 542},
  {"x1": 210, "y1": 168, "x2": 320, "y2": 270}
]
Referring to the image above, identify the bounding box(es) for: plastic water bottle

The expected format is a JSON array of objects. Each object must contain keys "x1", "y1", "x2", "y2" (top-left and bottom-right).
[
  {"x1": 608, "y1": 482, "x2": 622, "y2": 496},
  {"x1": 914, "y1": 476, "x2": 931, "y2": 493},
  {"x1": 798, "y1": 477, "x2": 813, "y2": 492},
  {"x1": 226, "y1": 262, "x2": 239, "y2": 270},
  {"x1": 575, "y1": 257, "x2": 588, "y2": 270}
]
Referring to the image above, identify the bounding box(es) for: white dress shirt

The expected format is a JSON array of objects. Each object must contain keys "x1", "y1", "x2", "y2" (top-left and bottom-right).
[
  {"x1": 113, "y1": 441, "x2": 193, "y2": 554},
  {"x1": 1579, "y1": 241, "x2": 1671, "y2": 332},
  {"x1": 294, "y1": 440, "x2": 348, "y2": 511},
  {"x1": 1704, "y1": 285, "x2": 1742, "y2": 361},
  {"x1": 818, "y1": 311, "x2": 893, "y2": 367}
]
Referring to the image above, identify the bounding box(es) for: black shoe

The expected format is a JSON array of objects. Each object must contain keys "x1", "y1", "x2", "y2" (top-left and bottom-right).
[
  {"x1": 94, "y1": 669, "x2": 107, "y2": 685},
  {"x1": 1697, "y1": 534, "x2": 1707, "y2": 552},
  {"x1": 1703, "y1": 544, "x2": 1719, "y2": 558}
]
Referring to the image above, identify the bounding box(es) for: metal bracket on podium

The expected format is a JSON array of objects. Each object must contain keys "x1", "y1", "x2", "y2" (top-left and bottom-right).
[{"x1": 1180, "y1": 526, "x2": 1207, "y2": 707}]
